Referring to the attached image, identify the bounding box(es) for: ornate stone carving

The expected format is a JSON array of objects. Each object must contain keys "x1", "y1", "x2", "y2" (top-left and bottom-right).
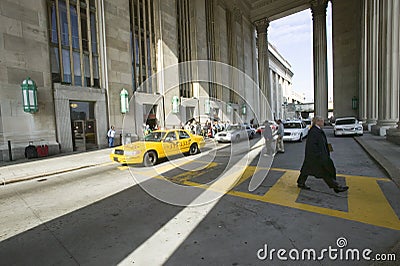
[
  {"x1": 254, "y1": 18, "x2": 269, "y2": 33},
  {"x1": 232, "y1": 6, "x2": 242, "y2": 22},
  {"x1": 311, "y1": 0, "x2": 328, "y2": 17}
]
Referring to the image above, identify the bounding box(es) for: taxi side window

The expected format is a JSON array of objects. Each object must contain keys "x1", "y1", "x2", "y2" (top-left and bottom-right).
[
  {"x1": 165, "y1": 132, "x2": 177, "y2": 141},
  {"x1": 179, "y1": 131, "x2": 190, "y2": 139}
]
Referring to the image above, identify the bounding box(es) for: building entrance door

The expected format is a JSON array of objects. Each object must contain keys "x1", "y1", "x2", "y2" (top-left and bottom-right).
[
  {"x1": 71, "y1": 119, "x2": 97, "y2": 151},
  {"x1": 72, "y1": 120, "x2": 85, "y2": 151},
  {"x1": 70, "y1": 101, "x2": 98, "y2": 151}
]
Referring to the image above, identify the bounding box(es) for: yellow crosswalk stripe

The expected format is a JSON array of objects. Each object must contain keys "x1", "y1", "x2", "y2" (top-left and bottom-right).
[{"x1": 124, "y1": 160, "x2": 400, "y2": 230}]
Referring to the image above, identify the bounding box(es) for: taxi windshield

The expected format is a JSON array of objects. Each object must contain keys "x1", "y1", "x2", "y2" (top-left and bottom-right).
[{"x1": 144, "y1": 132, "x2": 166, "y2": 142}]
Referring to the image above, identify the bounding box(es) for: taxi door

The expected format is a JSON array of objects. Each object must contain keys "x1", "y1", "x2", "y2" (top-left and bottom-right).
[
  {"x1": 162, "y1": 131, "x2": 180, "y2": 156},
  {"x1": 177, "y1": 130, "x2": 192, "y2": 153}
]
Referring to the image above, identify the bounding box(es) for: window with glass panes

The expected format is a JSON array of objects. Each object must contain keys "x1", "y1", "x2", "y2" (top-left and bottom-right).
[
  {"x1": 177, "y1": 0, "x2": 192, "y2": 98},
  {"x1": 129, "y1": 0, "x2": 156, "y2": 92},
  {"x1": 48, "y1": 0, "x2": 100, "y2": 88}
]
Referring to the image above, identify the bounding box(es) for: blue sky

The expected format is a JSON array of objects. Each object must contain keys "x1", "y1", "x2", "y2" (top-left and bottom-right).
[{"x1": 268, "y1": 3, "x2": 333, "y2": 102}]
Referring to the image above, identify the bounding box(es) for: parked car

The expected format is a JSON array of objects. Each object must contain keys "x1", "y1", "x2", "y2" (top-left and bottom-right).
[
  {"x1": 256, "y1": 121, "x2": 278, "y2": 135},
  {"x1": 283, "y1": 120, "x2": 309, "y2": 142},
  {"x1": 110, "y1": 129, "x2": 205, "y2": 166},
  {"x1": 334, "y1": 117, "x2": 363, "y2": 137},
  {"x1": 302, "y1": 119, "x2": 312, "y2": 129},
  {"x1": 215, "y1": 124, "x2": 253, "y2": 143}
]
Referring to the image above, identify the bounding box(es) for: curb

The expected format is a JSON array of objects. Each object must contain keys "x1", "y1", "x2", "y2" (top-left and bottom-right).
[
  {"x1": 353, "y1": 137, "x2": 400, "y2": 189},
  {"x1": 1, "y1": 141, "x2": 224, "y2": 186}
]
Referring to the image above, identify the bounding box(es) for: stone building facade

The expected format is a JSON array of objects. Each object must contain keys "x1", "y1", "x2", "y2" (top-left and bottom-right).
[
  {"x1": 3, "y1": 0, "x2": 396, "y2": 161},
  {"x1": 0, "y1": 0, "x2": 295, "y2": 161}
]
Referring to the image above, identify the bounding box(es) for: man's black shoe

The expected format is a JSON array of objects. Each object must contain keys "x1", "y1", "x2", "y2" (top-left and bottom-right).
[
  {"x1": 334, "y1": 186, "x2": 349, "y2": 193},
  {"x1": 297, "y1": 184, "x2": 311, "y2": 190}
]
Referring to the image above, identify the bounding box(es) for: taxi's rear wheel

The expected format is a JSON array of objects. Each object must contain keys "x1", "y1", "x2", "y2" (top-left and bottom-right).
[
  {"x1": 189, "y1": 143, "x2": 199, "y2": 155},
  {"x1": 143, "y1": 151, "x2": 157, "y2": 167}
]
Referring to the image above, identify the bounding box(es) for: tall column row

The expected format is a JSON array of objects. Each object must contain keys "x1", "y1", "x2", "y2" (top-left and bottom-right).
[
  {"x1": 370, "y1": 0, "x2": 400, "y2": 136},
  {"x1": 365, "y1": 0, "x2": 379, "y2": 130},
  {"x1": 255, "y1": 18, "x2": 271, "y2": 122},
  {"x1": 311, "y1": 0, "x2": 329, "y2": 121}
]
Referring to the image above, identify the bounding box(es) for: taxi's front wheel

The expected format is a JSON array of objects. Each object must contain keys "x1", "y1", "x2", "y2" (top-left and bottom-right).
[
  {"x1": 143, "y1": 151, "x2": 158, "y2": 167},
  {"x1": 189, "y1": 143, "x2": 199, "y2": 155}
]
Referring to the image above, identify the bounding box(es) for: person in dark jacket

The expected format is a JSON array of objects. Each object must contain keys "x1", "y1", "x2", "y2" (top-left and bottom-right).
[{"x1": 297, "y1": 116, "x2": 349, "y2": 193}]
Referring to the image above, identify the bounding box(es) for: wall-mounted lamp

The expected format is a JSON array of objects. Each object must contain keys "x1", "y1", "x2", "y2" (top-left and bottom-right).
[
  {"x1": 21, "y1": 77, "x2": 38, "y2": 113},
  {"x1": 120, "y1": 88, "x2": 129, "y2": 114},
  {"x1": 227, "y1": 103, "x2": 232, "y2": 114},
  {"x1": 352, "y1": 96, "x2": 358, "y2": 110},
  {"x1": 242, "y1": 104, "x2": 247, "y2": 115},
  {"x1": 172, "y1": 96, "x2": 180, "y2": 114},
  {"x1": 204, "y1": 99, "x2": 210, "y2": 114}
]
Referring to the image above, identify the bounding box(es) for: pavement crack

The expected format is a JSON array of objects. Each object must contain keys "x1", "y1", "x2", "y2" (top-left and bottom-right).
[{"x1": 232, "y1": 202, "x2": 258, "y2": 215}]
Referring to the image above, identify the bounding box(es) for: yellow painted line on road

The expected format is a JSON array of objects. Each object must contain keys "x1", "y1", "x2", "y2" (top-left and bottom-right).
[
  {"x1": 346, "y1": 177, "x2": 400, "y2": 230},
  {"x1": 267, "y1": 167, "x2": 390, "y2": 181},
  {"x1": 169, "y1": 162, "x2": 218, "y2": 184},
  {"x1": 125, "y1": 160, "x2": 400, "y2": 230}
]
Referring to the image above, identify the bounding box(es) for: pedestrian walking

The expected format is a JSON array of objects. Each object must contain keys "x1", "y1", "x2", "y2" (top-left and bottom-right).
[
  {"x1": 297, "y1": 116, "x2": 349, "y2": 193},
  {"x1": 107, "y1": 125, "x2": 116, "y2": 147},
  {"x1": 262, "y1": 121, "x2": 274, "y2": 156},
  {"x1": 276, "y1": 119, "x2": 285, "y2": 153}
]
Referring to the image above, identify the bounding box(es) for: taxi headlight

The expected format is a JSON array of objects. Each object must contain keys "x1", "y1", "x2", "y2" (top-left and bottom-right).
[{"x1": 124, "y1": 150, "x2": 141, "y2": 156}]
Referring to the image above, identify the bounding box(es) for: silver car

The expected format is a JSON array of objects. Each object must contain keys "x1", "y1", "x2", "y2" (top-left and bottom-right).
[{"x1": 215, "y1": 124, "x2": 253, "y2": 143}]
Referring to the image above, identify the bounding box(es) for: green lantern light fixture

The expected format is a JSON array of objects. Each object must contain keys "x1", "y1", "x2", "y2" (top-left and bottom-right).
[
  {"x1": 242, "y1": 104, "x2": 247, "y2": 115},
  {"x1": 120, "y1": 88, "x2": 129, "y2": 114},
  {"x1": 21, "y1": 77, "x2": 38, "y2": 113},
  {"x1": 352, "y1": 96, "x2": 358, "y2": 110},
  {"x1": 204, "y1": 99, "x2": 210, "y2": 114},
  {"x1": 172, "y1": 96, "x2": 180, "y2": 114},
  {"x1": 227, "y1": 103, "x2": 232, "y2": 114}
]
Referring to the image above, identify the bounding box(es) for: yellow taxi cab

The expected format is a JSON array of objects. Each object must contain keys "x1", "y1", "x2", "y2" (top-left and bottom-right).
[{"x1": 110, "y1": 129, "x2": 206, "y2": 166}]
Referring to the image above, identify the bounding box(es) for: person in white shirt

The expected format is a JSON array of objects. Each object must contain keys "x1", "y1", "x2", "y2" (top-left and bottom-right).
[{"x1": 107, "y1": 126, "x2": 116, "y2": 147}]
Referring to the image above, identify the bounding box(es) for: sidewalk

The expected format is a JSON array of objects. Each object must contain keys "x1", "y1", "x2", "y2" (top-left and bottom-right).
[
  {"x1": 0, "y1": 138, "x2": 218, "y2": 185},
  {"x1": 0, "y1": 148, "x2": 112, "y2": 185},
  {"x1": 354, "y1": 132, "x2": 400, "y2": 189}
]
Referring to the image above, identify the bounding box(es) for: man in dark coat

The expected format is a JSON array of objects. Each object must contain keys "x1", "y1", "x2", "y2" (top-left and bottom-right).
[{"x1": 297, "y1": 116, "x2": 349, "y2": 193}]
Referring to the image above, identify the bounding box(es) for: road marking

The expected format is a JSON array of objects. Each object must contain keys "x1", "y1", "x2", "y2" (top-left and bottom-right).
[
  {"x1": 118, "y1": 140, "x2": 264, "y2": 265},
  {"x1": 120, "y1": 152, "x2": 399, "y2": 231},
  {"x1": 169, "y1": 162, "x2": 218, "y2": 184},
  {"x1": 143, "y1": 161, "x2": 400, "y2": 230}
]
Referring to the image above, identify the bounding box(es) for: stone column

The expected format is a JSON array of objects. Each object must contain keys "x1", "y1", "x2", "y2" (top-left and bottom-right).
[
  {"x1": 255, "y1": 18, "x2": 270, "y2": 122},
  {"x1": 311, "y1": 0, "x2": 328, "y2": 120},
  {"x1": 359, "y1": 0, "x2": 368, "y2": 124},
  {"x1": 372, "y1": 0, "x2": 400, "y2": 136},
  {"x1": 365, "y1": 0, "x2": 379, "y2": 130},
  {"x1": 385, "y1": 0, "x2": 400, "y2": 143}
]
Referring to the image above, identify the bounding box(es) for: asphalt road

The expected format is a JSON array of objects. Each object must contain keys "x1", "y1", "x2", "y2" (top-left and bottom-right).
[{"x1": 0, "y1": 128, "x2": 399, "y2": 265}]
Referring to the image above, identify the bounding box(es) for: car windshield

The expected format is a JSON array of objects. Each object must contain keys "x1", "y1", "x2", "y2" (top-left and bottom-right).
[
  {"x1": 144, "y1": 132, "x2": 166, "y2": 142},
  {"x1": 284, "y1": 122, "x2": 301, "y2": 129},
  {"x1": 226, "y1": 125, "x2": 241, "y2": 131},
  {"x1": 336, "y1": 119, "x2": 356, "y2": 125}
]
